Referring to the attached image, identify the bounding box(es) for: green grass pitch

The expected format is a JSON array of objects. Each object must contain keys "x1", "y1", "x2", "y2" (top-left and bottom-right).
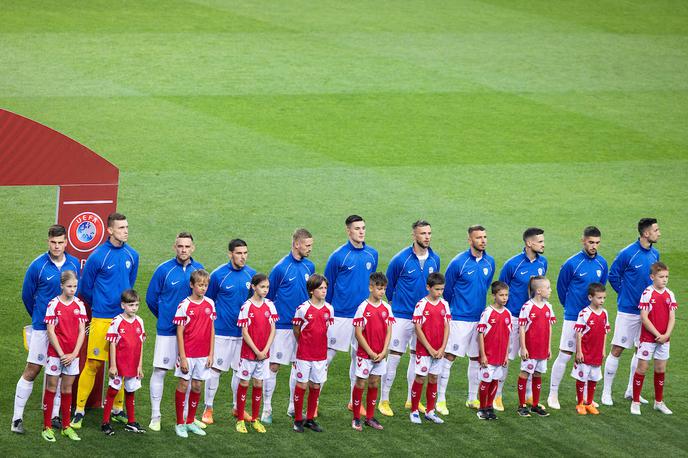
[{"x1": 1, "y1": 1, "x2": 687, "y2": 456}]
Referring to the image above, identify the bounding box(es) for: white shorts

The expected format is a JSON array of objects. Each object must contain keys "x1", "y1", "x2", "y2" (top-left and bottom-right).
[
  {"x1": 27, "y1": 328, "x2": 49, "y2": 366},
  {"x1": 294, "y1": 359, "x2": 328, "y2": 384},
  {"x1": 637, "y1": 341, "x2": 670, "y2": 361},
  {"x1": 237, "y1": 358, "x2": 267, "y2": 381},
  {"x1": 508, "y1": 320, "x2": 520, "y2": 360},
  {"x1": 152, "y1": 335, "x2": 178, "y2": 370},
  {"x1": 479, "y1": 364, "x2": 507, "y2": 383},
  {"x1": 520, "y1": 358, "x2": 548, "y2": 375},
  {"x1": 389, "y1": 318, "x2": 417, "y2": 353},
  {"x1": 327, "y1": 316, "x2": 354, "y2": 352},
  {"x1": 559, "y1": 320, "x2": 577, "y2": 352},
  {"x1": 446, "y1": 321, "x2": 479, "y2": 358},
  {"x1": 109, "y1": 375, "x2": 142, "y2": 392},
  {"x1": 45, "y1": 356, "x2": 80, "y2": 376},
  {"x1": 414, "y1": 355, "x2": 443, "y2": 377},
  {"x1": 610, "y1": 312, "x2": 641, "y2": 349},
  {"x1": 354, "y1": 356, "x2": 387, "y2": 379},
  {"x1": 571, "y1": 363, "x2": 602, "y2": 382},
  {"x1": 175, "y1": 356, "x2": 211, "y2": 381},
  {"x1": 212, "y1": 336, "x2": 242, "y2": 372},
  {"x1": 269, "y1": 329, "x2": 297, "y2": 365}
]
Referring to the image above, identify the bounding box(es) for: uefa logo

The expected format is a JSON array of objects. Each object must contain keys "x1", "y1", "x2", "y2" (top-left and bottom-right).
[{"x1": 68, "y1": 211, "x2": 105, "y2": 253}]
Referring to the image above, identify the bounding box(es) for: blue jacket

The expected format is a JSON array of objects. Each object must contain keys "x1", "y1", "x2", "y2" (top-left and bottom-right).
[
  {"x1": 267, "y1": 252, "x2": 315, "y2": 330},
  {"x1": 22, "y1": 252, "x2": 81, "y2": 330},
  {"x1": 386, "y1": 246, "x2": 441, "y2": 320},
  {"x1": 146, "y1": 257, "x2": 204, "y2": 336},
  {"x1": 80, "y1": 240, "x2": 139, "y2": 319},
  {"x1": 444, "y1": 249, "x2": 495, "y2": 322},
  {"x1": 207, "y1": 263, "x2": 256, "y2": 337},
  {"x1": 324, "y1": 241, "x2": 378, "y2": 318},
  {"x1": 609, "y1": 240, "x2": 660, "y2": 314},
  {"x1": 498, "y1": 249, "x2": 548, "y2": 316},
  {"x1": 557, "y1": 251, "x2": 608, "y2": 321}
]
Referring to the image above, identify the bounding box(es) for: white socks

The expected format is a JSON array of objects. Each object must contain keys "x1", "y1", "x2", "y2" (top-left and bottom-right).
[
  {"x1": 406, "y1": 354, "x2": 416, "y2": 403},
  {"x1": 381, "y1": 353, "x2": 401, "y2": 402},
  {"x1": 349, "y1": 356, "x2": 357, "y2": 403},
  {"x1": 603, "y1": 354, "x2": 619, "y2": 397},
  {"x1": 549, "y1": 352, "x2": 571, "y2": 397},
  {"x1": 263, "y1": 368, "x2": 278, "y2": 413},
  {"x1": 288, "y1": 365, "x2": 297, "y2": 411},
  {"x1": 497, "y1": 365, "x2": 508, "y2": 397},
  {"x1": 231, "y1": 371, "x2": 239, "y2": 408},
  {"x1": 204, "y1": 369, "x2": 221, "y2": 409},
  {"x1": 51, "y1": 380, "x2": 62, "y2": 418},
  {"x1": 149, "y1": 368, "x2": 166, "y2": 419},
  {"x1": 13, "y1": 377, "x2": 34, "y2": 421},
  {"x1": 438, "y1": 358, "x2": 454, "y2": 403},
  {"x1": 626, "y1": 353, "x2": 640, "y2": 395},
  {"x1": 467, "y1": 360, "x2": 480, "y2": 402}
]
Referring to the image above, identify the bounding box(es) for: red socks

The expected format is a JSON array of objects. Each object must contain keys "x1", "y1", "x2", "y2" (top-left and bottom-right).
[
  {"x1": 479, "y1": 381, "x2": 490, "y2": 409},
  {"x1": 576, "y1": 380, "x2": 585, "y2": 404},
  {"x1": 633, "y1": 372, "x2": 645, "y2": 403},
  {"x1": 43, "y1": 390, "x2": 56, "y2": 428},
  {"x1": 185, "y1": 391, "x2": 200, "y2": 424},
  {"x1": 252, "y1": 386, "x2": 263, "y2": 421},
  {"x1": 488, "y1": 380, "x2": 498, "y2": 407},
  {"x1": 103, "y1": 386, "x2": 120, "y2": 424},
  {"x1": 125, "y1": 391, "x2": 136, "y2": 423},
  {"x1": 293, "y1": 386, "x2": 306, "y2": 422},
  {"x1": 352, "y1": 386, "x2": 363, "y2": 420},
  {"x1": 410, "y1": 381, "x2": 423, "y2": 412},
  {"x1": 426, "y1": 382, "x2": 437, "y2": 413},
  {"x1": 306, "y1": 386, "x2": 320, "y2": 421},
  {"x1": 61, "y1": 392, "x2": 72, "y2": 429},
  {"x1": 175, "y1": 389, "x2": 186, "y2": 425},
  {"x1": 517, "y1": 377, "x2": 527, "y2": 406},
  {"x1": 532, "y1": 376, "x2": 542, "y2": 407},
  {"x1": 236, "y1": 384, "x2": 248, "y2": 422},
  {"x1": 366, "y1": 387, "x2": 378, "y2": 421},
  {"x1": 654, "y1": 372, "x2": 665, "y2": 402},
  {"x1": 586, "y1": 381, "x2": 597, "y2": 405}
]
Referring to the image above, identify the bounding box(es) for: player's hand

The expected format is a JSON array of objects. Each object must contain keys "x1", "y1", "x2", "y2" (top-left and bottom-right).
[
  {"x1": 520, "y1": 349, "x2": 529, "y2": 361},
  {"x1": 656, "y1": 334, "x2": 668, "y2": 344},
  {"x1": 479, "y1": 356, "x2": 488, "y2": 368},
  {"x1": 205, "y1": 357, "x2": 213, "y2": 368},
  {"x1": 109, "y1": 366, "x2": 118, "y2": 377},
  {"x1": 378, "y1": 350, "x2": 388, "y2": 360},
  {"x1": 180, "y1": 357, "x2": 189, "y2": 374},
  {"x1": 138, "y1": 367, "x2": 144, "y2": 379},
  {"x1": 575, "y1": 351, "x2": 584, "y2": 364},
  {"x1": 255, "y1": 351, "x2": 266, "y2": 360}
]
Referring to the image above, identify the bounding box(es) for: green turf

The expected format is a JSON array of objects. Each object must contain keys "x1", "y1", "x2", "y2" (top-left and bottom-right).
[{"x1": 1, "y1": 1, "x2": 687, "y2": 456}]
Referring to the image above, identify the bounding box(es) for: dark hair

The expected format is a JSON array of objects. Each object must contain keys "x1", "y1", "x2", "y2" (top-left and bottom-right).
[
  {"x1": 177, "y1": 231, "x2": 194, "y2": 241},
  {"x1": 468, "y1": 225, "x2": 486, "y2": 234},
  {"x1": 293, "y1": 228, "x2": 313, "y2": 242},
  {"x1": 583, "y1": 226, "x2": 601, "y2": 238},
  {"x1": 587, "y1": 282, "x2": 606, "y2": 296},
  {"x1": 412, "y1": 220, "x2": 431, "y2": 230},
  {"x1": 107, "y1": 212, "x2": 127, "y2": 228},
  {"x1": 121, "y1": 289, "x2": 140, "y2": 303},
  {"x1": 523, "y1": 227, "x2": 544, "y2": 242},
  {"x1": 651, "y1": 261, "x2": 668, "y2": 275},
  {"x1": 345, "y1": 215, "x2": 364, "y2": 227},
  {"x1": 251, "y1": 273, "x2": 269, "y2": 286},
  {"x1": 60, "y1": 270, "x2": 78, "y2": 285},
  {"x1": 638, "y1": 218, "x2": 658, "y2": 236},
  {"x1": 491, "y1": 281, "x2": 509, "y2": 295},
  {"x1": 228, "y1": 238, "x2": 248, "y2": 252},
  {"x1": 48, "y1": 224, "x2": 67, "y2": 238},
  {"x1": 369, "y1": 271, "x2": 388, "y2": 286},
  {"x1": 190, "y1": 269, "x2": 210, "y2": 285},
  {"x1": 306, "y1": 274, "x2": 328, "y2": 295},
  {"x1": 427, "y1": 272, "x2": 445, "y2": 288},
  {"x1": 528, "y1": 275, "x2": 548, "y2": 298}
]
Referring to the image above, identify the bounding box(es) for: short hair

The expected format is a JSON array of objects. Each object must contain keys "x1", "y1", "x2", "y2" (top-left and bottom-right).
[
  {"x1": 60, "y1": 270, "x2": 78, "y2": 285},
  {"x1": 177, "y1": 231, "x2": 194, "y2": 241},
  {"x1": 587, "y1": 282, "x2": 606, "y2": 296},
  {"x1": 468, "y1": 225, "x2": 486, "y2": 234},
  {"x1": 491, "y1": 281, "x2": 509, "y2": 295},
  {"x1": 583, "y1": 226, "x2": 601, "y2": 238},
  {"x1": 228, "y1": 238, "x2": 247, "y2": 252},
  {"x1": 293, "y1": 228, "x2": 313, "y2": 242},
  {"x1": 369, "y1": 272, "x2": 388, "y2": 286},
  {"x1": 345, "y1": 215, "x2": 364, "y2": 227},
  {"x1": 412, "y1": 220, "x2": 431, "y2": 230},
  {"x1": 306, "y1": 274, "x2": 328, "y2": 294},
  {"x1": 651, "y1": 261, "x2": 669, "y2": 275},
  {"x1": 190, "y1": 269, "x2": 210, "y2": 285},
  {"x1": 251, "y1": 273, "x2": 269, "y2": 286},
  {"x1": 528, "y1": 275, "x2": 548, "y2": 298},
  {"x1": 638, "y1": 218, "x2": 658, "y2": 236},
  {"x1": 107, "y1": 212, "x2": 127, "y2": 228},
  {"x1": 427, "y1": 272, "x2": 445, "y2": 288},
  {"x1": 121, "y1": 289, "x2": 140, "y2": 304},
  {"x1": 523, "y1": 227, "x2": 544, "y2": 242},
  {"x1": 48, "y1": 224, "x2": 67, "y2": 238}
]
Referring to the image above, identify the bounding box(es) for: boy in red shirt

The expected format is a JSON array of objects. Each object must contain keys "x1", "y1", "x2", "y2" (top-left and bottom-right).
[
  {"x1": 572, "y1": 283, "x2": 610, "y2": 415},
  {"x1": 517, "y1": 276, "x2": 556, "y2": 417},
  {"x1": 173, "y1": 269, "x2": 215, "y2": 438},
  {"x1": 292, "y1": 274, "x2": 334, "y2": 433},
  {"x1": 477, "y1": 281, "x2": 512, "y2": 420},
  {"x1": 351, "y1": 272, "x2": 395, "y2": 431},
  {"x1": 102, "y1": 289, "x2": 146, "y2": 435},
  {"x1": 631, "y1": 262, "x2": 677, "y2": 416},
  {"x1": 409, "y1": 272, "x2": 450, "y2": 425},
  {"x1": 42, "y1": 271, "x2": 87, "y2": 442},
  {"x1": 235, "y1": 273, "x2": 278, "y2": 434}
]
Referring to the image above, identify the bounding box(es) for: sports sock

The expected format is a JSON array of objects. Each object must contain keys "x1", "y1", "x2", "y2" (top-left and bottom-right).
[
  {"x1": 103, "y1": 386, "x2": 119, "y2": 424},
  {"x1": 326, "y1": 348, "x2": 337, "y2": 366},
  {"x1": 487, "y1": 380, "x2": 498, "y2": 408},
  {"x1": 526, "y1": 374, "x2": 533, "y2": 399},
  {"x1": 43, "y1": 390, "x2": 56, "y2": 429},
  {"x1": 125, "y1": 391, "x2": 136, "y2": 423},
  {"x1": 632, "y1": 372, "x2": 645, "y2": 403},
  {"x1": 76, "y1": 358, "x2": 100, "y2": 411},
  {"x1": 293, "y1": 386, "x2": 306, "y2": 422},
  {"x1": 381, "y1": 353, "x2": 400, "y2": 402},
  {"x1": 497, "y1": 364, "x2": 508, "y2": 397},
  {"x1": 532, "y1": 376, "x2": 542, "y2": 407},
  {"x1": 586, "y1": 381, "x2": 597, "y2": 405},
  {"x1": 410, "y1": 380, "x2": 423, "y2": 412},
  {"x1": 517, "y1": 376, "x2": 527, "y2": 406},
  {"x1": 13, "y1": 376, "x2": 34, "y2": 421},
  {"x1": 406, "y1": 354, "x2": 417, "y2": 403},
  {"x1": 602, "y1": 354, "x2": 619, "y2": 397},
  {"x1": 626, "y1": 353, "x2": 640, "y2": 395},
  {"x1": 349, "y1": 357, "x2": 357, "y2": 403},
  {"x1": 263, "y1": 369, "x2": 277, "y2": 413},
  {"x1": 251, "y1": 386, "x2": 263, "y2": 420},
  {"x1": 175, "y1": 389, "x2": 185, "y2": 425},
  {"x1": 576, "y1": 380, "x2": 585, "y2": 404},
  {"x1": 478, "y1": 381, "x2": 489, "y2": 409},
  {"x1": 467, "y1": 360, "x2": 480, "y2": 402},
  {"x1": 149, "y1": 368, "x2": 166, "y2": 419},
  {"x1": 183, "y1": 382, "x2": 191, "y2": 418},
  {"x1": 51, "y1": 380, "x2": 61, "y2": 419},
  {"x1": 186, "y1": 391, "x2": 200, "y2": 424},
  {"x1": 654, "y1": 372, "x2": 665, "y2": 402},
  {"x1": 236, "y1": 384, "x2": 248, "y2": 422},
  {"x1": 366, "y1": 387, "x2": 378, "y2": 421},
  {"x1": 204, "y1": 369, "x2": 220, "y2": 408},
  {"x1": 352, "y1": 386, "x2": 363, "y2": 420},
  {"x1": 437, "y1": 358, "x2": 454, "y2": 403},
  {"x1": 426, "y1": 382, "x2": 438, "y2": 413},
  {"x1": 307, "y1": 386, "x2": 320, "y2": 421},
  {"x1": 288, "y1": 364, "x2": 297, "y2": 412},
  {"x1": 549, "y1": 352, "x2": 571, "y2": 397},
  {"x1": 60, "y1": 392, "x2": 72, "y2": 429},
  {"x1": 231, "y1": 372, "x2": 240, "y2": 408}
]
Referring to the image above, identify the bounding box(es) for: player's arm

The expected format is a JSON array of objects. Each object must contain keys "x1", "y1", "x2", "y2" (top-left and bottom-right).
[
  {"x1": 46, "y1": 323, "x2": 65, "y2": 362},
  {"x1": 206, "y1": 273, "x2": 219, "y2": 301},
  {"x1": 443, "y1": 262, "x2": 456, "y2": 305},
  {"x1": 145, "y1": 267, "x2": 164, "y2": 318},
  {"x1": 478, "y1": 332, "x2": 488, "y2": 367},
  {"x1": 207, "y1": 324, "x2": 215, "y2": 368},
  {"x1": 378, "y1": 320, "x2": 392, "y2": 362},
  {"x1": 129, "y1": 252, "x2": 139, "y2": 287},
  {"x1": 293, "y1": 323, "x2": 301, "y2": 341},
  {"x1": 176, "y1": 324, "x2": 188, "y2": 373},
  {"x1": 109, "y1": 340, "x2": 118, "y2": 376},
  {"x1": 21, "y1": 265, "x2": 38, "y2": 317},
  {"x1": 607, "y1": 251, "x2": 626, "y2": 294},
  {"x1": 138, "y1": 337, "x2": 145, "y2": 379},
  {"x1": 70, "y1": 319, "x2": 86, "y2": 365},
  {"x1": 263, "y1": 321, "x2": 276, "y2": 356},
  {"x1": 639, "y1": 308, "x2": 661, "y2": 341},
  {"x1": 498, "y1": 260, "x2": 511, "y2": 285},
  {"x1": 79, "y1": 256, "x2": 98, "y2": 306},
  {"x1": 519, "y1": 325, "x2": 528, "y2": 360},
  {"x1": 266, "y1": 265, "x2": 282, "y2": 302},
  {"x1": 414, "y1": 322, "x2": 437, "y2": 358},
  {"x1": 556, "y1": 262, "x2": 572, "y2": 307},
  {"x1": 600, "y1": 261, "x2": 609, "y2": 286},
  {"x1": 574, "y1": 330, "x2": 584, "y2": 363},
  {"x1": 355, "y1": 326, "x2": 376, "y2": 361},
  {"x1": 385, "y1": 257, "x2": 400, "y2": 305},
  {"x1": 323, "y1": 253, "x2": 339, "y2": 304},
  {"x1": 241, "y1": 326, "x2": 263, "y2": 360}
]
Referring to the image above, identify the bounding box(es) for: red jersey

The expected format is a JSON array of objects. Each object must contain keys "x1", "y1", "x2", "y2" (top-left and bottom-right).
[
  {"x1": 106, "y1": 314, "x2": 146, "y2": 377},
  {"x1": 573, "y1": 307, "x2": 609, "y2": 366},
  {"x1": 518, "y1": 300, "x2": 556, "y2": 360},
  {"x1": 353, "y1": 300, "x2": 395, "y2": 359},
  {"x1": 173, "y1": 296, "x2": 216, "y2": 358},
  {"x1": 237, "y1": 299, "x2": 279, "y2": 360},
  {"x1": 292, "y1": 300, "x2": 334, "y2": 361},
  {"x1": 477, "y1": 305, "x2": 512, "y2": 365},
  {"x1": 639, "y1": 286, "x2": 678, "y2": 343},
  {"x1": 44, "y1": 297, "x2": 88, "y2": 358},
  {"x1": 412, "y1": 297, "x2": 451, "y2": 357}
]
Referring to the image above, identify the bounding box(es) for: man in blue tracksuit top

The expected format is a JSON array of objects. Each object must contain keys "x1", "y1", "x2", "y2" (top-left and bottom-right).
[
  {"x1": 379, "y1": 220, "x2": 440, "y2": 416},
  {"x1": 146, "y1": 232, "x2": 203, "y2": 430},
  {"x1": 12, "y1": 225, "x2": 80, "y2": 434},
  {"x1": 263, "y1": 228, "x2": 315, "y2": 421},
  {"x1": 205, "y1": 238, "x2": 256, "y2": 419},
  {"x1": 324, "y1": 215, "x2": 378, "y2": 412},
  {"x1": 602, "y1": 218, "x2": 660, "y2": 406},
  {"x1": 438, "y1": 225, "x2": 495, "y2": 414},
  {"x1": 73, "y1": 213, "x2": 139, "y2": 426},
  {"x1": 547, "y1": 226, "x2": 608, "y2": 409}
]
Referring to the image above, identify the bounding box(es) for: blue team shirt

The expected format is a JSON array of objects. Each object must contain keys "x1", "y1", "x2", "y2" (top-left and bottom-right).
[
  {"x1": 324, "y1": 241, "x2": 378, "y2": 318},
  {"x1": 146, "y1": 257, "x2": 204, "y2": 336},
  {"x1": 22, "y1": 252, "x2": 81, "y2": 330},
  {"x1": 267, "y1": 252, "x2": 315, "y2": 330},
  {"x1": 80, "y1": 240, "x2": 139, "y2": 319},
  {"x1": 207, "y1": 262, "x2": 256, "y2": 337},
  {"x1": 609, "y1": 239, "x2": 660, "y2": 315},
  {"x1": 557, "y1": 250, "x2": 608, "y2": 321},
  {"x1": 386, "y1": 245, "x2": 441, "y2": 320},
  {"x1": 498, "y1": 249, "x2": 548, "y2": 317},
  {"x1": 444, "y1": 249, "x2": 495, "y2": 322}
]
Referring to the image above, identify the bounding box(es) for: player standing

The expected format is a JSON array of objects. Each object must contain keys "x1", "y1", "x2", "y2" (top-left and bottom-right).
[
  {"x1": 380, "y1": 220, "x2": 440, "y2": 417},
  {"x1": 602, "y1": 218, "x2": 660, "y2": 406}
]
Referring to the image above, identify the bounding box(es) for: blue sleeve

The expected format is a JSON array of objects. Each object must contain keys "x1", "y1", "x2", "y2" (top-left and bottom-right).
[
  {"x1": 129, "y1": 252, "x2": 139, "y2": 287},
  {"x1": 488, "y1": 258, "x2": 496, "y2": 285},
  {"x1": 373, "y1": 250, "x2": 379, "y2": 272},
  {"x1": 444, "y1": 261, "x2": 456, "y2": 305},
  {"x1": 608, "y1": 251, "x2": 626, "y2": 294},
  {"x1": 498, "y1": 260, "x2": 511, "y2": 284},
  {"x1": 435, "y1": 253, "x2": 441, "y2": 273},
  {"x1": 543, "y1": 256, "x2": 549, "y2": 274},
  {"x1": 21, "y1": 264, "x2": 37, "y2": 317},
  {"x1": 146, "y1": 266, "x2": 164, "y2": 318},
  {"x1": 324, "y1": 253, "x2": 339, "y2": 304},
  {"x1": 556, "y1": 261, "x2": 572, "y2": 306},
  {"x1": 80, "y1": 255, "x2": 98, "y2": 306},
  {"x1": 385, "y1": 256, "x2": 400, "y2": 303},
  {"x1": 266, "y1": 263, "x2": 283, "y2": 302},
  {"x1": 206, "y1": 271, "x2": 219, "y2": 301},
  {"x1": 600, "y1": 260, "x2": 609, "y2": 286}
]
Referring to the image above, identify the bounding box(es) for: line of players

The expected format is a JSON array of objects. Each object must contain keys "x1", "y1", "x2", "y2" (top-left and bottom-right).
[{"x1": 11, "y1": 214, "x2": 675, "y2": 436}]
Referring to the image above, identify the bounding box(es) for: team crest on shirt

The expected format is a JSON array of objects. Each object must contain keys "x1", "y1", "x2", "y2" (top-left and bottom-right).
[
  {"x1": 126, "y1": 260, "x2": 131, "y2": 269},
  {"x1": 429, "y1": 267, "x2": 434, "y2": 273},
  {"x1": 304, "y1": 273, "x2": 309, "y2": 280},
  {"x1": 381, "y1": 311, "x2": 388, "y2": 318},
  {"x1": 245, "y1": 282, "x2": 250, "y2": 289},
  {"x1": 264, "y1": 310, "x2": 270, "y2": 317},
  {"x1": 538, "y1": 268, "x2": 543, "y2": 275},
  {"x1": 505, "y1": 317, "x2": 510, "y2": 325},
  {"x1": 545, "y1": 311, "x2": 550, "y2": 318},
  {"x1": 67, "y1": 211, "x2": 105, "y2": 253},
  {"x1": 136, "y1": 327, "x2": 142, "y2": 334},
  {"x1": 440, "y1": 309, "x2": 445, "y2": 316},
  {"x1": 73, "y1": 308, "x2": 80, "y2": 315},
  {"x1": 366, "y1": 262, "x2": 372, "y2": 270},
  {"x1": 324, "y1": 313, "x2": 330, "y2": 320},
  {"x1": 483, "y1": 268, "x2": 488, "y2": 276},
  {"x1": 596, "y1": 270, "x2": 602, "y2": 277}
]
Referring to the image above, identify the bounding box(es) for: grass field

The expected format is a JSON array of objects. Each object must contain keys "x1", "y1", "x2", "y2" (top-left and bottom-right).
[{"x1": 1, "y1": 1, "x2": 687, "y2": 456}]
